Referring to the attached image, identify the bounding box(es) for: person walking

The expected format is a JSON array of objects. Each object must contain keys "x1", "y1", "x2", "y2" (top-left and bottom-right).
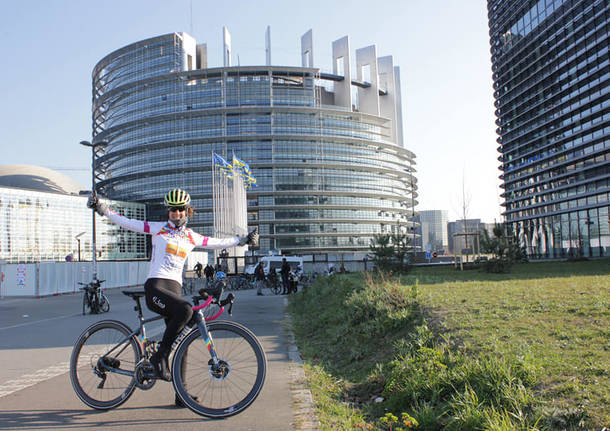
[
  {"x1": 194, "y1": 262, "x2": 203, "y2": 278},
  {"x1": 204, "y1": 263, "x2": 214, "y2": 281},
  {"x1": 86, "y1": 188, "x2": 258, "y2": 406},
  {"x1": 254, "y1": 262, "x2": 265, "y2": 296},
  {"x1": 280, "y1": 258, "x2": 291, "y2": 295}
]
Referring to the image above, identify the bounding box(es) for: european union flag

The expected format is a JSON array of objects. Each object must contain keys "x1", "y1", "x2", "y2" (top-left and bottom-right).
[
  {"x1": 212, "y1": 152, "x2": 233, "y2": 175},
  {"x1": 232, "y1": 154, "x2": 256, "y2": 188},
  {"x1": 232, "y1": 155, "x2": 249, "y2": 172}
]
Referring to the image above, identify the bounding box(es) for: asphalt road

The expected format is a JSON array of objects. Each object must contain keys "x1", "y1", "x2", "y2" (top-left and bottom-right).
[{"x1": 0, "y1": 286, "x2": 297, "y2": 430}]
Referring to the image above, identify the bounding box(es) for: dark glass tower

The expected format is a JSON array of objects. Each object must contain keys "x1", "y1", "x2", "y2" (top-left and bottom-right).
[{"x1": 488, "y1": 0, "x2": 610, "y2": 258}]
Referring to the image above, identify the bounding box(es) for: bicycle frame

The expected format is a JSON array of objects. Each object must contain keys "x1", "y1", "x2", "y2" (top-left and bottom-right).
[{"x1": 101, "y1": 293, "x2": 227, "y2": 378}]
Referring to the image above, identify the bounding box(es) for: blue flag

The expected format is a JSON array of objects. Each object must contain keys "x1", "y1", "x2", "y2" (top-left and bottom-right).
[{"x1": 212, "y1": 152, "x2": 233, "y2": 175}]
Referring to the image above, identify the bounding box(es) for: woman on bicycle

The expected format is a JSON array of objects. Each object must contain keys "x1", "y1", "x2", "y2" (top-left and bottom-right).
[{"x1": 87, "y1": 188, "x2": 257, "y2": 397}]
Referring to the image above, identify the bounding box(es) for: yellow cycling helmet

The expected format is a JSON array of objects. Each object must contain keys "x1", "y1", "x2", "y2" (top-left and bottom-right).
[{"x1": 164, "y1": 188, "x2": 191, "y2": 207}]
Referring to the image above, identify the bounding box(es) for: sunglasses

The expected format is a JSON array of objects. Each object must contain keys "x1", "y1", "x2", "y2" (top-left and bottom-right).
[{"x1": 169, "y1": 206, "x2": 187, "y2": 212}]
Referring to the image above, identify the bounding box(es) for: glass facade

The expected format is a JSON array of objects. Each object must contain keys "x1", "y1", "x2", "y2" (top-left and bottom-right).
[
  {"x1": 417, "y1": 210, "x2": 449, "y2": 253},
  {"x1": 488, "y1": 0, "x2": 610, "y2": 258},
  {"x1": 0, "y1": 187, "x2": 147, "y2": 263},
  {"x1": 92, "y1": 33, "x2": 417, "y2": 255}
]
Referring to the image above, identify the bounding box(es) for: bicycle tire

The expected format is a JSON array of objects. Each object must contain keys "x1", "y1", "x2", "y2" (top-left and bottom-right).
[
  {"x1": 70, "y1": 320, "x2": 142, "y2": 410},
  {"x1": 91, "y1": 295, "x2": 99, "y2": 314},
  {"x1": 271, "y1": 283, "x2": 281, "y2": 295},
  {"x1": 99, "y1": 293, "x2": 110, "y2": 313},
  {"x1": 172, "y1": 320, "x2": 267, "y2": 418},
  {"x1": 82, "y1": 292, "x2": 89, "y2": 315}
]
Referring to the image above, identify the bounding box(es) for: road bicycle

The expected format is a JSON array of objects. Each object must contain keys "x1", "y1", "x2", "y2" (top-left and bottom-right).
[
  {"x1": 265, "y1": 273, "x2": 282, "y2": 295},
  {"x1": 79, "y1": 279, "x2": 109, "y2": 315},
  {"x1": 69, "y1": 286, "x2": 267, "y2": 418}
]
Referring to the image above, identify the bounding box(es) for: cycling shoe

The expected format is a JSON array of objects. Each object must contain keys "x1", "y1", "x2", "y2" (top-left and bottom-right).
[{"x1": 150, "y1": 352, "x2": 171, "y2": 381}]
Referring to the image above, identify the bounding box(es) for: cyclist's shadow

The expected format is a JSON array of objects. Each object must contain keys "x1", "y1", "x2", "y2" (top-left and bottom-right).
[{"x1": 0, "y1": 406, "x2": 211, "y2": 429}]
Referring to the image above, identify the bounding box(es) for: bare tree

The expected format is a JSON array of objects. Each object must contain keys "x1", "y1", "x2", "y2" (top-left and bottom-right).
[
  {"x1": 461, "y1": 174, "x2": 472, "y2": 262},
  {"x1": 450, "y1": 171, "x2": 473, "y2": 263}
]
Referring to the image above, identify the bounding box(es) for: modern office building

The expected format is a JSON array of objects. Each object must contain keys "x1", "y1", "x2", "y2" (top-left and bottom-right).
[
  {"x1": 0, "y1": 165, "x2": 146, "y2": 263},
  {"x1": 90, "y1": 29, "x2": 418, "y2": 258},
  {"x1": 488, "y1": 0, "x2": 610, "y2": 258},
  {"x1": 417, "y1": 210, "x2": 449, "y2": 254}
]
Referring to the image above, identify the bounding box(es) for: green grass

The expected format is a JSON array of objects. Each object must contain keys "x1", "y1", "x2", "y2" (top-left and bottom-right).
[{"x1": 288, "y1": 260, "x2": 610, "y2": 430}]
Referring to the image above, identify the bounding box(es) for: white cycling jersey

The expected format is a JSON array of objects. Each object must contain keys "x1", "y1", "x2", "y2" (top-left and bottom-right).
[{"x1": 103, "y1": 208, "x2": 239, "y2": 283}]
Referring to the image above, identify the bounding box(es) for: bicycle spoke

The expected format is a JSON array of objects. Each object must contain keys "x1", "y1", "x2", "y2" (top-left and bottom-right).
[
  {"x1": 70, "y1": 321, "x2": 140, "y2": 410},
  {"x1": 172, "y1": 321, "x2": 266, "y2": 418}
]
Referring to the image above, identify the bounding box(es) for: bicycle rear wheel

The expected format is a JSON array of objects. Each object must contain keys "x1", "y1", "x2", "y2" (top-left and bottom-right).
[
  {"x1": 172, "y1": 320, "x2": 267, "y2": 418},
  {"x1": 70, "y1": 320, "x2": 142, "y2": 410}
]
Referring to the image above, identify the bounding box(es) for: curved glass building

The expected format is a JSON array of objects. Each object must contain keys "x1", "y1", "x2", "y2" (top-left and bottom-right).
[
  {"x1": 488, "y1": 0, "x2": 610, "y2": 258},
  {"x1": 91, "y1": 30, "x2": 417, "y2": 256}
]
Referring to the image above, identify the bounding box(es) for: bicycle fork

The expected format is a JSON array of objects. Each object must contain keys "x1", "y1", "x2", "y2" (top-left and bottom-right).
[{"x1": 193, "y1": 311, "x2": 228, "y2": 379}]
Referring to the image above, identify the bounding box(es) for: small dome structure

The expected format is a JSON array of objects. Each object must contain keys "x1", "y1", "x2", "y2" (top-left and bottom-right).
[{"x1": 0, "y1": 165, "x2": 86, "y2": 195}]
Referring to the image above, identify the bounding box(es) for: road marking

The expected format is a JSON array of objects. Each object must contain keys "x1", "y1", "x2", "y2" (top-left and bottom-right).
[
  {"x1": 0, "y1": 362, "x2": 70, "y2": 398},
  {"x1": 0, "y1": 314, "x2": 80, "y2": 331},
  {"x1": 0, "y1": 326, "x2": 164, "y2": 398}
]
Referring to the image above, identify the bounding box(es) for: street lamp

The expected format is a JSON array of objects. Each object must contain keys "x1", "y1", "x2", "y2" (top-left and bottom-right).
[
  {"x1": 75, "y1": 231, "x2": 86, "y2": 261},
  {"x1": 80, "y1": 139, "x2": 108, "y2": 281}
]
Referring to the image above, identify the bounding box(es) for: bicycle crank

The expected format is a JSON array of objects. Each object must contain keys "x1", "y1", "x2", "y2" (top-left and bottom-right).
[{"x1": 134, "y1": 360, "x2": 157, "y2": 390}]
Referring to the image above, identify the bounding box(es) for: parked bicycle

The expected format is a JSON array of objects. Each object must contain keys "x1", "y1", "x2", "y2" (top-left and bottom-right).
[
  {"x1": 79, "y1": 279, "x2": 109, "y2": 315},
  {"x1": 70, "y1": 285, "x2": 267, "y2": 418},
  {"x1": 228, "y1": 274, "x2": 254, "y2": 291},
  {"x1": 265, "y1": 272, "x2": 282, "y2": 295}
]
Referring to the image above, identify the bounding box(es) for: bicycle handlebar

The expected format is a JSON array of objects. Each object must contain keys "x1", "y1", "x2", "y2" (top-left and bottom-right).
[
  {"x1": 77, "y1": 280, "x2": 106, "y2": 286},
  {"x1": 192, "y1": 288, "x2": 235, "y2": 316}
]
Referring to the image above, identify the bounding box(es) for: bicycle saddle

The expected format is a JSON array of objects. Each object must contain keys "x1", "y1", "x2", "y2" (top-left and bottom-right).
[{"x1": 123, "y1": 290, "x2": 146, "y2": 298}]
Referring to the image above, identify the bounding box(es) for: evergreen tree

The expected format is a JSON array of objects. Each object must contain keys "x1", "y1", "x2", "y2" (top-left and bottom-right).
[
  {"x1": 480, "y1": 223, "x2": 526, "y2": 273},
  {"x1": 369, "y1": 230, "x2": 412, "y2": 273}
]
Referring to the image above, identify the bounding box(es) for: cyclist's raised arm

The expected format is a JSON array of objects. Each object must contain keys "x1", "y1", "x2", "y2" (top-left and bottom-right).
[
  {"x1": 104, "y1": 208, "x2": 158, "y2": 234},
  {"x1": 190, "y1": 227, "x2": 258, "y2": 249},
  {"x1": 87, "y1": 194, "x2": 157, "y2": 235},
  {"x1": 191, "y1": 232, "x2": 240, "y2": 249}
]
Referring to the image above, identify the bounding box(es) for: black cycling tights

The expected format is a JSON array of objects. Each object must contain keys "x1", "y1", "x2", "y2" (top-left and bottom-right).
[{"x1": 144, "y1": 278, "x2": 193, "y2": 358}]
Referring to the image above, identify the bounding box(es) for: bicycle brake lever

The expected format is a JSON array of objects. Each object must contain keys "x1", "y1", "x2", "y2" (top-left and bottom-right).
[{"x1": 220, "y1": 293, "x2": 235, "y2": 315}]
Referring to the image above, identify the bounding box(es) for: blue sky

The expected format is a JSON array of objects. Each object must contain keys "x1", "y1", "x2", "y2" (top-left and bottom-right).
[{"x1": 0, "y1": 0, "x2": 502, "y2": 223}]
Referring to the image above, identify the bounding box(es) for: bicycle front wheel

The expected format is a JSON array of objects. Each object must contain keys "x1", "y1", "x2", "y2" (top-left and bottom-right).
[
  {"x1": 70, "y1": 320, "x2": 142, "y2": 410},
  {"x1": 99, "y1": 293, "x2": 110, "y2": 313},
  {"x1": 271, "y1": 283, "x2": 281, "y2": 295},
  {"x1": 82, "y1": 292, "x2": 89, "y2": 315},
  {"x1": 172, "y1": 320, "x2": 267, "y2": 418}
]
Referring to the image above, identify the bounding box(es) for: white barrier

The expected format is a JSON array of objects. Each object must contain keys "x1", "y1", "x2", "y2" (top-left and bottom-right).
[{"x1": 0, "y1": 261, "x2": 149, "y2": 297}]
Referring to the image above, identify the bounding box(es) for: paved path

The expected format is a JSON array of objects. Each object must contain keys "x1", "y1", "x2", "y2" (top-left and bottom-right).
[{"x1": 0, "y1": 287, "x2": 317, "y2": 430}]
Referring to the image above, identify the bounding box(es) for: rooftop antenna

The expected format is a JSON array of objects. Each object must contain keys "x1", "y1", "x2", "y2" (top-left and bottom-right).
[{"x1": 190, "y1": 0, "x2": 193, "y2": 34}]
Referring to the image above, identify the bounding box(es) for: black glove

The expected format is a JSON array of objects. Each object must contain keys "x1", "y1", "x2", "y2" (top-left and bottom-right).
[
  {"x1": 238, "y1": 228, "x2": 258, "y2": 246},
  {"x1": 86, "y1": 194, "x2": 108, "y2": 216}
]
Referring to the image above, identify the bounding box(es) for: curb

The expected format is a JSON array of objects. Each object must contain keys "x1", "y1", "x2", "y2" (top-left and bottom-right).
[{"x1": 284, "y1": 308, "x2": 320, "y2": 431}]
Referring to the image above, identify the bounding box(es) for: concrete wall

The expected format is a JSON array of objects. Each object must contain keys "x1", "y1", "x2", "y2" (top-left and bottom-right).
[{"x1": 0, "y1": 261, "x2": 149, "y2": 297}]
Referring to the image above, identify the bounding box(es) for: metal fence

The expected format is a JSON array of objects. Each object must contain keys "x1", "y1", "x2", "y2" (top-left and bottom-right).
[{"x1": 0, "y1": 261, "x2": 149, "y2": 297}]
